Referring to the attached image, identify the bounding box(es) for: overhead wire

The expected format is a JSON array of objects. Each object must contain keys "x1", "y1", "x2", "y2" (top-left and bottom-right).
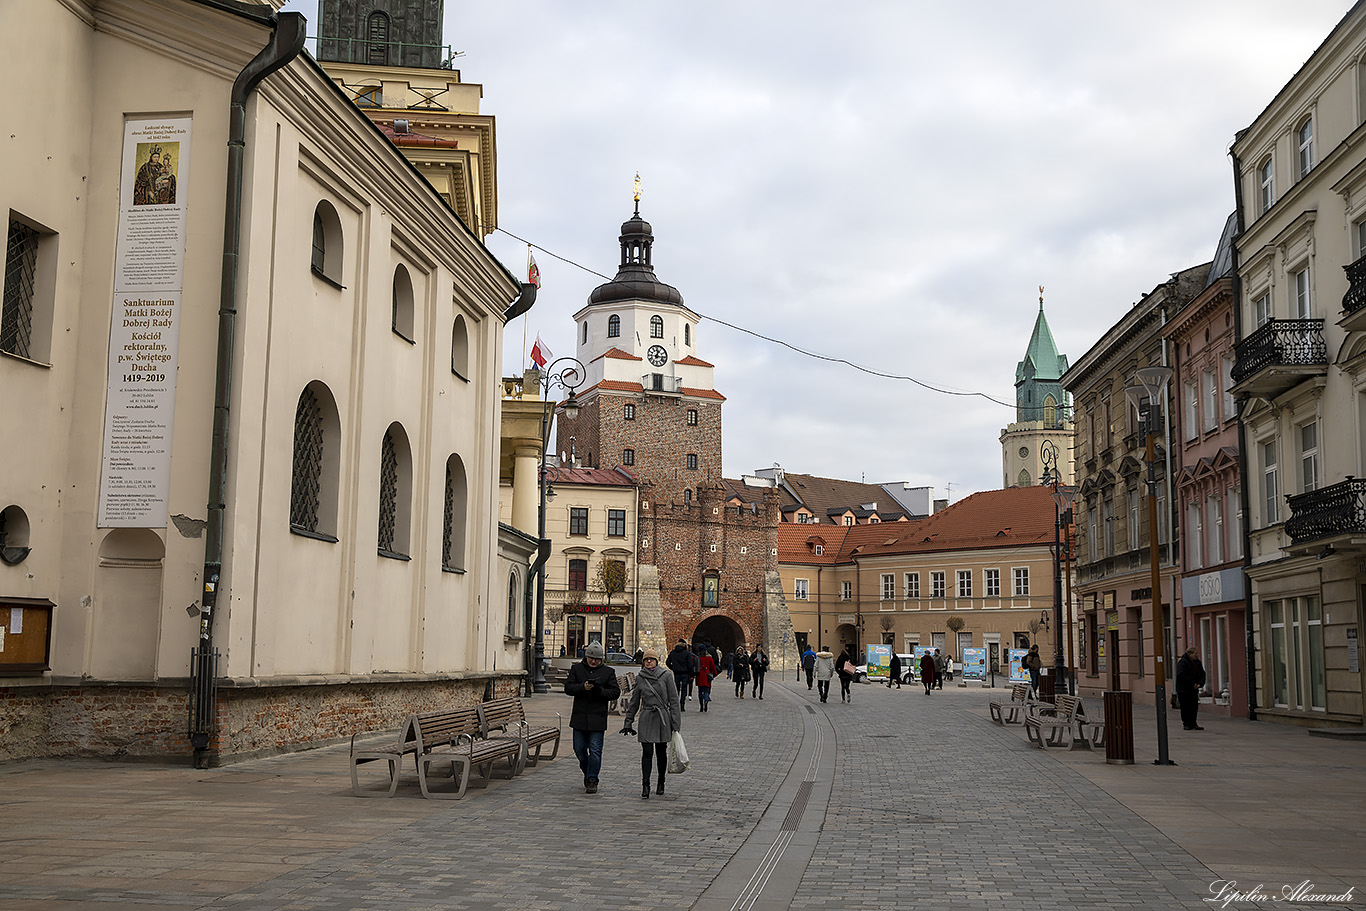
[{"x1": 495, "y1": 227, "x2": 1015, "y2": 410}]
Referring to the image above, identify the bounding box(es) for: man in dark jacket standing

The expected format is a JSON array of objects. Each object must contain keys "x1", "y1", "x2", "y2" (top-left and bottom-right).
[
  {"x1": 1176, "y1": 647, "x2": 1207, "y2": 731},
  {"x1": 888, "y1": 651, "x2": 902, "y2": 689},
  {"x1": 564, "y1": 642, "x2": 620, "y2": 793},
  {"x1": 666, "y1": 640, "x2": 697, "y2": 711}
]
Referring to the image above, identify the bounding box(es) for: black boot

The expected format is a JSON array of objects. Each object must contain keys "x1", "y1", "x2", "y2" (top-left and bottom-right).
[
  {"x1": 656, "y1": 778, "x2": 665, "y2": 795},
  {"x1": 642, "y1": 779, "x2": 650, "y2": 799}
]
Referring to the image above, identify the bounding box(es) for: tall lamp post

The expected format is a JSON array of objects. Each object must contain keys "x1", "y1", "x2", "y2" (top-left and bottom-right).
[
  {"x1": 531, "y1": 357, "x2": 585, "y2": 694},
  {"x1": 1125, "y1": 365, "x2": 1175, "y2": 766},
  {"x1": 1040, "y1": 440, "x2": 1077, "y2": 695}
]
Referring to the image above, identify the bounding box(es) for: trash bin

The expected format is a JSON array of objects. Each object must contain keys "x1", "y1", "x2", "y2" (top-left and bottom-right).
[
  {"x1": 1104, "y1": 690, "x2": 1134, "y2": 765},
  {"x1": 1037, "y1": 670, "x2": 1056, "y2": 703}
]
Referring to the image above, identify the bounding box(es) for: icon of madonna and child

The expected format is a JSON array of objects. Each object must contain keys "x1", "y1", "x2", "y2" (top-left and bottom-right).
[{"x1": 132, "y1": 142, "x2": 178, "y2": 207}]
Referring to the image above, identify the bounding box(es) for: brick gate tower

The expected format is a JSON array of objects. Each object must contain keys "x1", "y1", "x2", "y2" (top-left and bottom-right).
[{"x1": 557, "y1": 182, "x2": 790, "y2": 660}]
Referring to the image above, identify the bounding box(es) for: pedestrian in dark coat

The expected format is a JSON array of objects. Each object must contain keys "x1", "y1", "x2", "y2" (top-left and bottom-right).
[
  {"x1": 801, "y1": 646, "x2": 817, "y2": 689},
  {"x1": 666, "y1": 640, "x2": 696, "y2": 711},
  {"x1": 835, "y1": 647, "x2": 857, "y2": 703},
  {"x1": 749, "y1": 646, "x2": 770, "y2": 699},
  {"x1": 696, "y1": 650, "x2": 720, "y2": 712},
  {"x1": 919, "y1": 651, "x2": 936, "y2": 695},
  {"x1": 1176, "y1": 647, "x2": 1207, "y2": 731},
  {"x1": 1024, "y1": 644, "x2": 1043, "y2": 695},
  {"x1": 934, "y1": 649, "x2": 947, "y2": 690},
  {"x1": 563, "y1": 642, "x2": 620, "y2": 793},
  {"x1": 888, "y1": 652, "x2": 902, "y2": 689},
  {"x1": 621, "y1": 648, "x2": 682, "y2": 798},
  {"x1": 732, "y1": 647, "x2": 751, "y2": 697}
]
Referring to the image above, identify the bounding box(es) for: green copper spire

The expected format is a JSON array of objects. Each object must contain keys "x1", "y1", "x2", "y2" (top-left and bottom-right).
[{"x1": 1015, "y1": 287, "x2": 1070, "y2": 425}]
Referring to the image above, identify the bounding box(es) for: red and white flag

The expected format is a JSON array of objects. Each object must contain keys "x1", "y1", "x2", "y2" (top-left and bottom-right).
[
  {"x1": 527, "y1": 246, "x2": 542, "y2": 289},
  {"x1": 530, "y1": 333, "x2": 552, "y2": 369}
]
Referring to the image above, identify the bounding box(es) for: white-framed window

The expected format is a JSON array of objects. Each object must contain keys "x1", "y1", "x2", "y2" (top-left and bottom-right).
[
  {"x1": 1299, "y1": 421, "x2": 1319, "y2": 493},
  {"x1": 1267, "y1": 596, "x2": 1326, "y2": 711},
  {"x1": 1208, "y1": 494, "x2": 1224, "y2": 565},
  {"x1": 957, "y1": 570, "x2": 972, "y2": 598},
  {"x1": 624, "y1": 403, "x2": 635, "y2": 420},
  {"x1": 1188, "y1": 501, "x2": 1203, "y2": 570},
  {"x1": 843, "y1": 515, "x2": 854, "y2": 526},
  {"x1": 1203, "y1": 368, "x2": 1218, "y2": 432},
  {"x1": 841, "y1": 581, "x2": 852, "y2": 600},
  {"x1": 1297, "y1": 117, "x2": 1314, "y2": 178},
  {"x1": 882, "y1": 573, "x2": 895, "y2": 601},
  {"x1": 905, "y1": 572, "x2": 919, "y2": 599},
  {"x1": 1222, "y1": 355, "x2": 1236, "y2": 420},
  {"x1": 794, "y1": 578, "x2": 809, "y2": 600},
  {"x1": 1229, "y1": 487, "x2": 1243, "y2": 559},
  {"x1": 931, "y1": 571, "x2": 946, "y2": 598},
  {"x1": 1259, "y1": 157, "x2": 1274, "y2": 214},
  {"x1": 1184, "y1": 381, "x2": 1199, "y2": 441},
  {"x1": 985, "y1": 568, "x2": 1000, "y2": 598},
  {"x1": 1254, "y1": 290, "x2": 1272, "y2": 328},
  {"x1": 1012, "y1": 567, "x2": 1029, "y2": 597},
  {"x1": 1293, "y1": 266, "x2": 1312, "y2": 318},
  {"x1": 1263, "y1": 439, "x2": 1279, "y2": 523}
]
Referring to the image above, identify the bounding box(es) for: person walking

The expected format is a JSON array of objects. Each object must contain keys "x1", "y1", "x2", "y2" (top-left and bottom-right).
[
  {"x1": 944, "y1": 653, "x2": 955, "y2": 684},
  {"x1": 888, "y1": 651, "x2": 902, "y2": 689},
  {"x1": 620, "y1": 647, "x2": 682, "y2": 799},
  {"x1": 666, "y1": 639, "x2": 696, "y2": 711},
  {"x1": 813, "y1": 646, "x2": 835, "y2": 703},
  {"x1": 801, "y1": 645, "x2": 817, "y2": 689},
  {"x1": 934, "y1": 649, "x2": 947, "y2": 690},
  {"x1": 919, "y1": 650, "x2": 936, "y2": 695},
  {"x1": 723, "y1": 650, "x2": 734, "y2": 680},
  {"x1": 563, "y1": 642, "x2": 620, "y2": 794},
  {"x1": 749, "y1": 645, "x2": 769, "y2": 699},
  {"x1": 696, "y1": 647, "x2": 719, "y2": 712},
  {"x1": 732, "y1": 646, "x2": 751, "y2": 698},
  {"x1": 1176, "y1": 647, "x2": 1207, "y2": 731},
  {"x1": 1024, "y1": 644, "x2": 1043, "y2": 695},
  {"x1": 835, "y1": 647, "x2": 857, "y2": 703}
]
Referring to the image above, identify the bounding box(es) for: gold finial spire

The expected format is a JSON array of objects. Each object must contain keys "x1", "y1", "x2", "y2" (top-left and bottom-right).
[
  {"x1": 1038, "y1": 285, "x2": 1045, "y2": 311},
  {"x1": 632, "y1": 172, "x2": 643, "y2": 216}
]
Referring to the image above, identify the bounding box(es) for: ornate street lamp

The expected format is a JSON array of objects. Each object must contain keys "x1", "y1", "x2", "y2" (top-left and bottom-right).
[
  {"x1": 1125, "y1": 365, "x2": 1175, "y2": 765},
  {"x1": 531, "y1": 357, "x2": 584, "y2": 694},
  {"x1": 1040, "y1": 439, "x2": 1077, "y2": 696}
]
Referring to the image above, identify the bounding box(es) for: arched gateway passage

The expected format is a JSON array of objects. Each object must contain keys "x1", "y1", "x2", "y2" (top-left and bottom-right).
[{"x1": 692, "y1": 614, "x2": 744, "y2": 657}]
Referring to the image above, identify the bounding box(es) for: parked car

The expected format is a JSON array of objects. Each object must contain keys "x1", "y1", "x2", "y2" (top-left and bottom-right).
[{"x1": 605, "y1": 652, "x2": 636, "y2": 666}]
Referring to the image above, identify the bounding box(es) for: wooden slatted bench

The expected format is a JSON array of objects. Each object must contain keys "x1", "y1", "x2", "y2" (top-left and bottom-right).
[
  {"x1": 610, "y1": 672, "x2": 635, "y2": 715},
  {"x1": 989, "y1": 683, "x2": 1035, "y2": 725},
  {"x1": 478, "y1": 696, "x2": 562, "y2": 767},
  {"x1": 350, "y1": 714, "x2": 419, "y2": 798},
  {"x1": 413, "y1": 707, "x2": 525, "y2": 799},
  {"x1": 1074, "y1": 698, "x2": 1105, "y2": 749},
  {"x1": 1024, "y1": 694, "x2": 1087, "y2": 750}
]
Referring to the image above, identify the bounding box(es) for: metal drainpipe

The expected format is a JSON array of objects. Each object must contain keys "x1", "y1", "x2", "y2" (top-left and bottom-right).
[
  {"x1": 193, "y1": 12, "x2": 306, "y2": 770},
  {"x1": 1230, "y1": 150, "x2": 1258, "y2": 721}
]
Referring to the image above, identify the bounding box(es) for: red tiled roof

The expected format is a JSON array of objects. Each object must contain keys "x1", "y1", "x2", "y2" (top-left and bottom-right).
[
  {"x1": 830, "y1": 486, "x2": 1056, "y2": 558},
  {"x1": 681, "y1": 386, "x2": 726, "y2": 401},
  {"x1": 594, "y1": 347, "x2": 642, "y2": 362},
  {"x1": 377, "y1": 123, "x2": 460, "y2": 148},
  {"x1": 545, "y1": 465, "x2": 637, "y2": 487},
  {"x1": 675, "y1": 355, "x2": 714, "y2": 367},
  {"x1": 582, "y1": 380, "x2": 645, "y2": 395},
  {"x1": 775, "y1": 524, "x2": 850, "y2": 564}
]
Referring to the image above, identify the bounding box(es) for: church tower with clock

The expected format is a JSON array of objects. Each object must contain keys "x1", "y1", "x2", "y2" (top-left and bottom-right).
[{"x1": 556, "y1": 182, "x2": 790, "y2": 660}]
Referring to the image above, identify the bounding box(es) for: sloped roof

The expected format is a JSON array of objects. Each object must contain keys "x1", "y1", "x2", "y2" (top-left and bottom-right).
[
  {"x1": 1016, "y1": 305, "x2": 1069, "y2": 384},
  {"x1": 772, "y1": 471, "x2": 913, "y2": 523},
  {"x1": 546, "y1": 465, "x2": 638, "y2": 487},
  {"x1": 675, "y1": 355, "x2": 714, "y2": 367},
  {"x1": 775, "y1": 524, "x2": 850, "y2": 564}
]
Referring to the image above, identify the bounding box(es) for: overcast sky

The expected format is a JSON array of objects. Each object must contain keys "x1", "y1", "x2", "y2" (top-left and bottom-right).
[{"x1": 285, "y1": 0, "x2": 1352, "y2": 501}]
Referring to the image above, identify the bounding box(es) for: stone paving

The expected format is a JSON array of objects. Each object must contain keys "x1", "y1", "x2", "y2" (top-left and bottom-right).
[{"x1": 0, "y1": 674, "x2": 1361, "y2": 910}]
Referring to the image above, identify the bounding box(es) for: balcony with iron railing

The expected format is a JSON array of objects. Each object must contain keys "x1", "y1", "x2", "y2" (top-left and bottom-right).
[
  {"x1": 1231, "y1": 318, "x2": 1326, "y2": 398},
  {"x1": 1284, "y1": 478, "x2": 1366, "y2": 553},
  {"x1": 1340, "y1": 255, "x2": 1366, "y2": 333}
]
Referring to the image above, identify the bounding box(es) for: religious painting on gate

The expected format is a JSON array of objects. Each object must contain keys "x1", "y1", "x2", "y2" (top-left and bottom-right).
[
  {"x1": 132, "y1": 142, "x2": 179, "y2": 206},
  {"x1": 702, "y1": 574, "x2": 719, "y2": 607}
]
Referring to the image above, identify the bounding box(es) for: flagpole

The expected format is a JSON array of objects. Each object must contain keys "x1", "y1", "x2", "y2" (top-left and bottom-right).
[{"x1": 522, "y1": 244, "x2": 531, "y2": 368}]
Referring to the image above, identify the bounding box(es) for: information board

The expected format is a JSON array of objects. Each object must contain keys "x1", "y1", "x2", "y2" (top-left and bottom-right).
[
  {"x1": 1007, "y1": 648, "x2": 1029, "y2": 684},
  {"x1": 961, "y1": 647, "x2": 986, "y2": 679},
  {"x1": 865, "y1": 644, "x2": 891, "y2": 678}
]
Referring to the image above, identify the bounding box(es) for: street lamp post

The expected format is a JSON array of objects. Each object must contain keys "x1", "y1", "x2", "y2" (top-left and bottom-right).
[
  {"x1": 1126, "y1": 365, "x2": 1175, "y2": 766},
  {"x1": 1040, "y1": 440, "x2": 1077, "y2": 696},
  {"x1": 530, "y1": 357, "x2": 585, "y2": 694}
]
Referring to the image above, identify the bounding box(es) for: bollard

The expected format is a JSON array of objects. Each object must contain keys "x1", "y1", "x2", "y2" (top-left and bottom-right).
[
  {"x1": 1104, "y1": 691, "x2": 1135, "y2": 765},
  {"x1": 1038, "y1": 671, "x2": 1056, "y2": 703}
]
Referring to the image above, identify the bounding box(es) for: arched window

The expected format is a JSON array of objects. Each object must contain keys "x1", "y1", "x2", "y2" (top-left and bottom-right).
[
  {"x1": 607, "y1": 314, "x2": 620, "y2": 338},
  {"x1": 451, "y1": 314, "x2": 469, "y2": 379},
  {"x1": 650, "y1": 314, "x2": 664, "y2": 338},
  {"x1": 684, "y1": 489, "x2": 692, "y2": 506},
  {"x1": 392, "y1": 264, "x2": 414, "y2": 342},
  {"x1": 378, "y1": 423, "x2": 412, "y2": 558},
  {"x1": 582, "y1": 321, "x2": 588, "y2": 344},
  {"x1": 0, "y1": 504, "x2": 31, "y2": 565},
  {"x1": 507, "y1": 570, "x2": 521, "y2": 636},
  {"x1": 1043, "y1": 394, "x2": 1057, "y2": 427},
  {"x1": 311, "y1": 201, "x2": 342, "y2": 284},
  {"x1": 443, "y1": 454, "x2": 467, "y2": 571},
  {"x1": 1018, "y1": 468, "x2": 1031, "y2": 487},
  {"x1": 684, "y1": 323, "x2": 690, "y2": 346},
  {"x1": 290, "y1": 382, "x2": 340, "y2": 538},
  {"x1": 367, "y1": 11, "x2": 389, "y2": 65}
]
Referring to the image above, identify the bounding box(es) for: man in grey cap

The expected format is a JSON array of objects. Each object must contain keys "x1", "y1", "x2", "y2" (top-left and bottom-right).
[{"x1": 564, "y1": 641, "x2": 620, "y2": 793}]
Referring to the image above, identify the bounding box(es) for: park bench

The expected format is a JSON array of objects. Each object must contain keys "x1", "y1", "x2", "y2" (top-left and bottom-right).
[
  {"x1": 989, "y1": 682, "x2": 1036, "y2": 725},
  {"x1": 350, "y1": 714, "x2": 421, "y2": 798},
  {"x1": 610, "y1": 672, "x2": 635, "y2": 715},
  {"x1": 478, "y1": 696, "x2": 562, "y2": 767},
  {"x1": 349, "y1": 706, "x2": 525, "y2": 799},
  {"x1": 1074, "y1": 697, "x2": 1105, "y2": 749},
  {"x1": 1024, "y1": 694, "x2": 1089, "y2": 751}
]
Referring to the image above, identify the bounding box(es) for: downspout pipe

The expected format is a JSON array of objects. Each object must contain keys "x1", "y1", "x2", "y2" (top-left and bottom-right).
[
  {"x1": 1229, "y1": 148, "x2": 1258, "y2": 722},
  {"x1": 502, "y1": 282, "x2": 537, "y2": 323},
  {"x1": 194, "y1": 12, "x2": 306, "y2": 769}
]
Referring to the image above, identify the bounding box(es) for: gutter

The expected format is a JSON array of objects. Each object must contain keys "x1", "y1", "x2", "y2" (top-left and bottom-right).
[
  {"x1": 502, "y1": 282, "x2": 537, "y2": 323},
  {"x1": 193, "y1": 10, "x2": 307, "y2": 770}
]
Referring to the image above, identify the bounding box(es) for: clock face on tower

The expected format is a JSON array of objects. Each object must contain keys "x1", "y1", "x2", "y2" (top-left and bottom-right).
[{"x1": 647, "y1": 345, "x2": 668, "y2": 367}]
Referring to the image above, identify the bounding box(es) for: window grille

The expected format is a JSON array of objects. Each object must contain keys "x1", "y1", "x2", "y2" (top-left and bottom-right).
[
  {"x1": 310, "y1": 212, "x2": 325, "y2": 274},
  {"x1": 442, "y1": 462, "x2": 456, "y2": 568},
  {"x1": 378, "y1": 430, "x2": 398, "y2": 552},
  {"x1": 607, "y1": 314, "x2": 620, "y2": 338},
  {"x1": 290, "y1": 388, "x2": 324, "y2": 530},
  {"x1": 367, "y1": 12, "x2": 389, "y2": 65},
  {"x1": 2, "y1": 220, "x2": 38, "y2": 358},
  {"x1": 650, "y1": 315, "x2": 663, "y2": 338}
]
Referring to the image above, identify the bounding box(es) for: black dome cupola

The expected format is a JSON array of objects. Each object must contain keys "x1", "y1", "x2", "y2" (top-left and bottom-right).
[{"x1": 588, "y1": 176, "x2": 684, "y2": 307}]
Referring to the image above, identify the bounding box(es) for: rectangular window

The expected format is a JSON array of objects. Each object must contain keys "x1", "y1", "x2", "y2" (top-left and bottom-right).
[
  {"x1": 1300, "y1": 422, "x2": 1318, "y2": 493},
  {"x1": 1298, "y1": 117, "x2": 1314, "y2": 178},
  {"x1": 1294, "y1": 267, "x2": 1311, "y2": 318},
  {"x1": 1259, "y1": 157, "x2": 1274, "y2": 214},
  {"x1": 1102, "y1": 497, "x2": 1114, "y2": 555},
  {"x1": 1263, "y1": 440, "x2": 1279, "y2": 523},
  {"x1": 1158, "y1": 493, "x2": 1168, "y2": 544},
  {"x1": 843, "y1": 515, "x2": 854, "y2": 526},
  {"x1": 931, "y1": 571, "x2": 946, "y2": 599},
  {"x1": 1229, "y1": 487, "x2": 1243, "y2": 559},
  {"x1": 1202, "y1": 368, "x2": 1218, "y2": 432},
  {"x1": 1184, "y1": 381, "x2": 1199, "y2": 441},
  {"x1": 882, "y1": 574, "x2": 895, "y2": 600},
  {"x1": 2, "y1": 217, "x2": 45, "y2": 360},
  {"x1": 1104, "y1": 396, "x2": 1113, "y2": 450},
  {"x1": 568, "y1": 558, "x2": 587, "y2": 591},
  {"x1": 1270, "y1": 600, "x2": 1287, "y2": 706},
  {"x1": 1208, "y1": 494, "x2": 1223, "y2": 565},
  {"x1": 905, "y1": 572, "x2": 919, "y2": 599},
  {"x1": 687, "y1": 409, "x2": 698, "y2": 426},
  {"x1": 794, "y1": 578, "x2": 808, "y2": 600},
  {"x1": 622, "y1": 448, "x2": 634, "y2": 466},
  {"x1": 607, "y1": 509, "x2": 626, "y2": 537},
  {"x1": 1013, "y1": 567, "x2": 1030, "y2": 597},
  {"x1": 569, "y1": 507, "x2": 589, "y2": 536},
  {"x1": 1254, "y1": 291, "x2": 1272, "y2": 328},
  {"x1": 1188, "y1": 501, "x2": 1203, "y2": 570},
  {"x1": 1222, "y1": 355, "x2": 1236, "y2": 420},
  {"x1": 957, "y1": 570, "x2": 972, "y2": 598},
  {"x1": 985, "y1": 568, "x2": 1000, "y2": 597},
  {"x1": 1358, "y1": 218, "x2": 1366, "y2": 259},
  {"x1": 1128, "y1": 488, "x2": 1140, "y2": 550},
  {"x1": 686, "y1": 453, "x2": 698, "y2": 471},
  {"x1": 841, "y1": 581, "x2": 852, "y2": 601},
  {"x1": 1088, "y1": 510, "x2": 1097, "y2": 561},
  {"x1": 624, "y1": 403, "x2": 635, "y2": 420}
]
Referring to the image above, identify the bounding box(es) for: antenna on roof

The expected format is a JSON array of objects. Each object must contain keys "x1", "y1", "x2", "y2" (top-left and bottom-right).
[{"x1": 945, "y1": 481, "x2": 954, "y2": 501}]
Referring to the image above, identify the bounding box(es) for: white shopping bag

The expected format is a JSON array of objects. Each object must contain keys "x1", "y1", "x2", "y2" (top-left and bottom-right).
[{"x1": 667, "y1": 731, "x2": 690, "y2": 774}]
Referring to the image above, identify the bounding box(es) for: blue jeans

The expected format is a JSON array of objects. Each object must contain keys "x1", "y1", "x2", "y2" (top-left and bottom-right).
[{"x1": 572, "y1": 729, "x2": 604, "y2": 780}]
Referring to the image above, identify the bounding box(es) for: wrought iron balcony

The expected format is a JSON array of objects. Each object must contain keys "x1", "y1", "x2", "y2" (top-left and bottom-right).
[
  {"x1": 1231, "y1": 318, "x2": 1326, "y2": 397},
  {"x1": 1285, "y1": 478, "x2": 1366, "y2": 547},
  {"x1": 1341, "y1": 256, "x2": 1366, "y2": 332}
]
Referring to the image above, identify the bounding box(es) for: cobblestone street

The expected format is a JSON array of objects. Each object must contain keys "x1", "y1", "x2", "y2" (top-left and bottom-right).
[{"x1": 0, "y1": 678, "x2": 1361, "y2": 910}]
